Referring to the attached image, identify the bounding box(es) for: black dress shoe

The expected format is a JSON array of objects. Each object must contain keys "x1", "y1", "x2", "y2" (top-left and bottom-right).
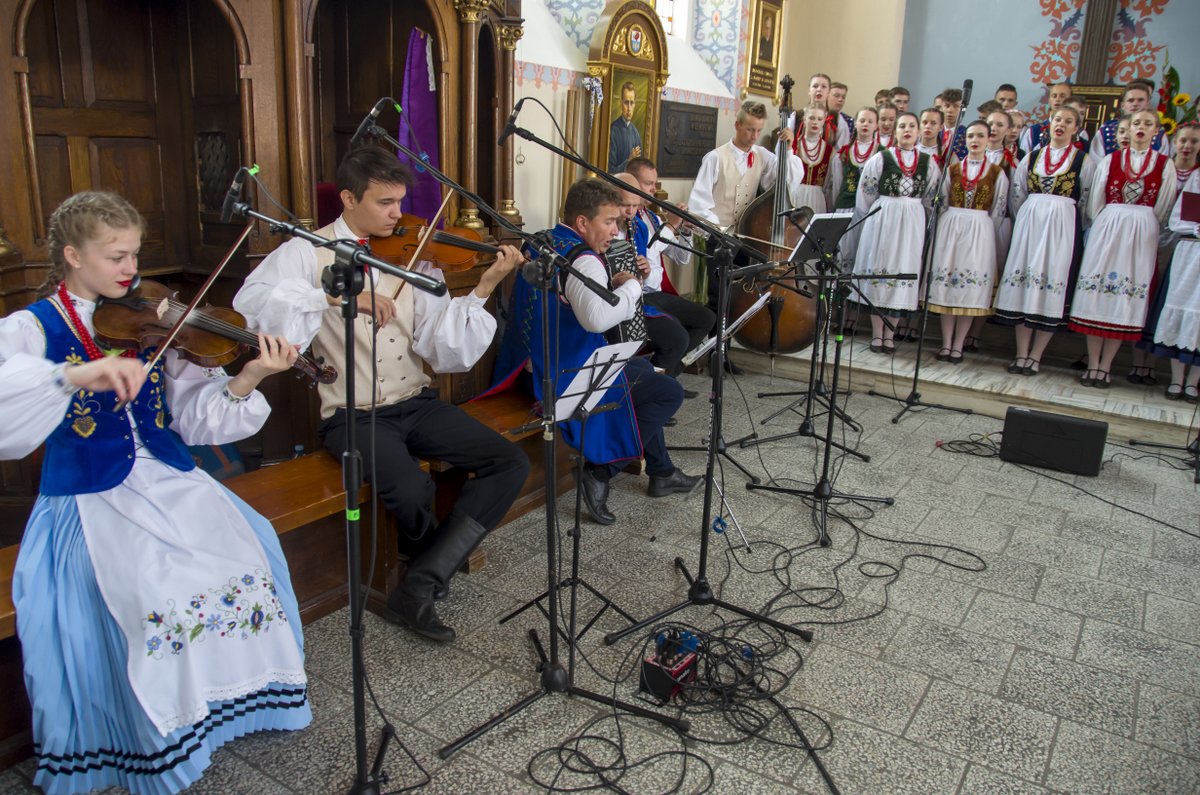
[
  {"x1": 647, "y1": 468, "x2": 702, "y2": 498},
  {"x1": 665, "y1": 417, "x2": 678, "y2": 427},
  {"x1": 578, "y1": 467, "x2": 616, "y2": 525},
  {"x1": 682, "y1": 388, "x2": 699, "y2": 399}
]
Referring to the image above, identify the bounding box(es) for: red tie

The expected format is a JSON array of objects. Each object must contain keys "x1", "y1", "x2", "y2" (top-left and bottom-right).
[{"x1": 747, "y1": 151, "x2": 754, "y2": 168}]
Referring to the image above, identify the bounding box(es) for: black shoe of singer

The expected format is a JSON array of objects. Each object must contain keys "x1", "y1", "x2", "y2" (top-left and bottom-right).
[
  {"x1": 578, "y1": 467, "x2": 616, "y2": 525},
  {"x1": 647, "y1": 469, "x2": 702, "y2": 498}
]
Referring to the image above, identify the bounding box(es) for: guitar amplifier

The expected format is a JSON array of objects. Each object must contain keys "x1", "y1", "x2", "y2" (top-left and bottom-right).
[{"x1": 999, "y1": 407, "x2": 1108, "y2": 476}]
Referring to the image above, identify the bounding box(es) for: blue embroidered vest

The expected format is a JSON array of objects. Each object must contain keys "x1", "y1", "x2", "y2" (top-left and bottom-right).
[
  {"x1": 26, "y1": 298, "x2": 194, "y2": 496},
  {"x1": 490, "y1": 225, "x2": 642, "y2": 464}
]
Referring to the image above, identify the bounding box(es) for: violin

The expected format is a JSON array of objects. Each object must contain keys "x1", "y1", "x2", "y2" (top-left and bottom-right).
[
  {"x1": 369, "y1": 212, "x2": 501, "y2": 272},
  {"x1": 93, "y1": 279, "x2": 337, "y2": 384}
]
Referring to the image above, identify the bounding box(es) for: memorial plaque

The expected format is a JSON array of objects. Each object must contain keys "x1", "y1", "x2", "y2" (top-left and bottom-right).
[{"x1": 655, "y1": 101, "x2": 719, "y2": 179}]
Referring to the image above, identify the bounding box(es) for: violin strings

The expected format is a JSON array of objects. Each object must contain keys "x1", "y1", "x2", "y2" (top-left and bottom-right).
[{"x1": 147, "y1": 297, "x2": 320, "y2": 367}]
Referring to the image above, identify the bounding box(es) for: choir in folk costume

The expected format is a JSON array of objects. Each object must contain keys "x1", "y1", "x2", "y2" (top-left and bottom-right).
[
  {"x1": 851, "y1": 111, "x2": 941, "y2": 351},
  {"x1": 927, "y1": 120, "x2": 1010, "y2": 362},
  {"x1": 1140, "y1": 164, "x2": 1200, "y2": 401},
  {"x1": 1092, "y1": 82, "x2": 1173, "y2": 160},
  {"x1": 1068, "y1": 109, "x2": 1177, "y2": 387},
  {"x1": 994, "y1": 106, "x2": 1096, "y2": 376},
  {"x1": 2, "y1": 192, "x2": 311, "y2": 795}
]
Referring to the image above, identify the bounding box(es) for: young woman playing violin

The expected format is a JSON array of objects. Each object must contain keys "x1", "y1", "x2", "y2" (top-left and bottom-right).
[{"x1": 0, "y1": 191, "x2": 311, "y2": 795}]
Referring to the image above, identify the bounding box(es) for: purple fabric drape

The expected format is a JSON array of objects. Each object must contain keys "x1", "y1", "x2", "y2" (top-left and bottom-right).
[{"x1": 398, "y1": 28, "x2": 442, "y2": 220}]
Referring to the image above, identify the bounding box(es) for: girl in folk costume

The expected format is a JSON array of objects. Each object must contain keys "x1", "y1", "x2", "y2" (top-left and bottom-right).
[
  {"x1": 791, "y1": 104, "x2": 835, "y2": 214},
  {"x1": 852, "y1": 111, "x2": 942, "y2": 353},
  {"x1": 1005, "y1": 110, "x2": 1028, "y2": 164},
  {"x1": 1140, "y1": 170, "x2": 1200, "y2": 400},
  {"x1": 1, "y1": 192, "x2": 311, "y2": 795},
  {"x1": 876, "y1": 102, "x2": 897, "y2": 149},
  {"x1": 918, "y1": 107, "x2": 944, "y2": 161},
  {"x1": 830, "y1": 107, "x2": 880, "y2": 214},
  {"x1": 828, "y1": 106, "x2": 879, "y2": 264},
  {"x1": 927, "y1": 121, "x2": 1009, "y2": 363},
  {"x1": 1127, "y1": 122, "x2": 1198, "y2": 384},
  {"x1": 994, "y1": 106, "x2": 1096, "y2": 375},
  {"x1": 1068, "y1": 109, "x2": 1177, "y2": 387}
]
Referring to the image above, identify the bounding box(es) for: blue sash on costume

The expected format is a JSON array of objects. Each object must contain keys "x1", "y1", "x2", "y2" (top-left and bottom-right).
[
  {"x1": 26, "y1": 298, "x2": 194, "y2": 496},
  {"x1": 490, "y1": 225, "x2": 642, "y2": 463}
]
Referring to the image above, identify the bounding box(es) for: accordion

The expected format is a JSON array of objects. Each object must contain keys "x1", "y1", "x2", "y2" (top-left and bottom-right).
[{"x1": 604, "y1": 238, "x2": 647, "y2": 344}]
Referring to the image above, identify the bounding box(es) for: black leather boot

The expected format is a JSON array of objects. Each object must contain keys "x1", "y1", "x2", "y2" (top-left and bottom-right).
[{"x1": 385, "y1": 513, "x2": 489, "y2": 643}]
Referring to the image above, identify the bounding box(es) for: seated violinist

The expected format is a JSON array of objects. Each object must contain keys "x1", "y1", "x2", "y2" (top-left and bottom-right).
[
  {"x1": 492, "y1": 178, "x2": 701, "y2": 525},
  {"x1": 1, "y1": 191, "x2": 310, "y2": 795},
  {"x1": 234, "y1": 145, "x2": 530, "y2": 644}
]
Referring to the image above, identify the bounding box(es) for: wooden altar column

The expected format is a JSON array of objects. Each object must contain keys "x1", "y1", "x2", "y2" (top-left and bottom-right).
[
  {"x1": 497, "y1": 17, "x2": 524, "y2": 233},
  {"x1": 284, "y1": 0, "x2": 315, "y2": 228},
  {"x1": 454, "y1": 0, "x2": 488, "y2": 230},
  {"x1": 1078, "y1": 0, "x2": 1119, "y2": 85}
]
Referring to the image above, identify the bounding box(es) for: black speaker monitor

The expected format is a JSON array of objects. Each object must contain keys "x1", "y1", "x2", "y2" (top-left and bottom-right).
[{"x1": 999, "y1": 407, "x2": 1108, "y2": 477}]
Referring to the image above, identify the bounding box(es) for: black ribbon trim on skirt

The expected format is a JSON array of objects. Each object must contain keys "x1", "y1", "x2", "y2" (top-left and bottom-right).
[{"x1": 34, "y1": 685, "x2": 308, "y2": 778}]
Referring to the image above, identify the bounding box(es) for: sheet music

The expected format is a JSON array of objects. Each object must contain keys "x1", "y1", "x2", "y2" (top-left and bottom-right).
[
  {"x1": 554, "y1": 341, "x2": 643, "y2": 420},
  {"x1": 680, "y1": 293, "x2": 770, "y2": 367}
]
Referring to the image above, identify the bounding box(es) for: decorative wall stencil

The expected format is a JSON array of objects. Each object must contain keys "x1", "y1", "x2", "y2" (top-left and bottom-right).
[
  {"x1": 1027, "y1": 0, "x2": 1086, "y2": 118},
  {"x1": 546, "y1": 0, "x2": 606, "y2": 51},
  {"x1": 690, "y1": 0, "x2": 741, "y2": 94},
  {"x1": 516, "y1": 61, "x2": 583, "y2": 90},
  {"x1": 1107, "y1": 0, "x2": 1167, "y2": 83}
]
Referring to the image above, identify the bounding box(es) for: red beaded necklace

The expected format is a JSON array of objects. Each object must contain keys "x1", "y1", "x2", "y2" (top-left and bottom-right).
[
  {"x1": 892, "y1": 146, "x2": 919, "y2": 178},
  {"x1": 1178, "y1": 165, "x2": 1197, "y2": 186},
  {"x1": 56, "y1": 281, "x2": 138, "y2": 361},
  {"x1": 800, "y1": 135, "x2": 826, "y2": 163},
  {"x1": 851, "y1": 137, "x2": 876, "y2": 165},
  {"x1": 1041, "y1": 143, "x2": 1072, "y2": 175},
  {"x1": 1121, "y1": 147, "x2": 1153, "y2": 182},
  {"x1": 960, "y1": 158, "x2": 988, "y2": 192}
]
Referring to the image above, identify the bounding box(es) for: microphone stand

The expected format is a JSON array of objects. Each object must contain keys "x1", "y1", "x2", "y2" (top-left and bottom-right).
[
  {"x1": 349, "y1": 113, "x2": 688, "y2": 757},
  {"x1": 740, "y1": 211, "x2": 879, "y2": 460},
  {"x1": 494, "y1": 121, "x2": 821, "y2": 649},
  {"x1": 867, "y1": 168, "x2": 974, "y2": 425},
  {"x1": 225, "y1": 199, "x2": 443, "y2": 795}
]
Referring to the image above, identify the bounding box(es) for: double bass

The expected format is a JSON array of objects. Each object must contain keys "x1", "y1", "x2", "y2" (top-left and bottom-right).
[{"x1": 729, "y1": 75, "x2": 818, "y2": 355}]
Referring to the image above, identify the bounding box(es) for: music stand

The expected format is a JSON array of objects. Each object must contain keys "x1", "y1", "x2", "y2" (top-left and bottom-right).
[
  {"x1": 740, "y1": 214, "x2": 867, "y2": 457},
  {"x1": 498, "y1": 342, "x2": 642, "y2": 644}
]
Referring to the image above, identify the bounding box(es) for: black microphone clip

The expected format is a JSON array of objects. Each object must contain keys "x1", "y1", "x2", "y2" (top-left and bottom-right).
[
  {"x1": 498, "y1": 98, "x2": 527, "y2": 147},
  {"x1": 220, "y1": 164, "x2": 259, "y2": 223},
  {"x1": 350, "y1": 97, "x2": 395, "y2": 148}
]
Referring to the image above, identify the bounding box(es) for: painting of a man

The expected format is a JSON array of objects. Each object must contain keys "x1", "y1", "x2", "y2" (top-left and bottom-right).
[
  {"x1": 758, "y1": 11, "x2": 775, "y2": 64},
  {"x1": 608, "y1": 81, "x2": 643, "y2": 172}
]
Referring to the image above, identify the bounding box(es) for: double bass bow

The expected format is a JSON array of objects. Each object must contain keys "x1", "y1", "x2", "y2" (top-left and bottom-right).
[{"x1": 730, "y1": 75, "x2": 819, "y2": 356}]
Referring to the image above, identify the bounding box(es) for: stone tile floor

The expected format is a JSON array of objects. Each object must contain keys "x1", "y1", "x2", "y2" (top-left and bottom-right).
[{"x1": 3, "y1": 371, "x2": 1198, "y2": 794}]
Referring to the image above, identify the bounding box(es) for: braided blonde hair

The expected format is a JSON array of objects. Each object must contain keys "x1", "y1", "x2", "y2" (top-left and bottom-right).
[{"x1": 38, "y1": 191, "x2": 144, "y2": 298}]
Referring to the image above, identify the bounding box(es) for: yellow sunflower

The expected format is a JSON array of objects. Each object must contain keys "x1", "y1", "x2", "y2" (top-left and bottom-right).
[
  {"x1": 1174, "y1": 93, "x2": 1191, "y2": 107},
  {"x1": 1163, "y1": 118, "x2": 1177, "y2": 136}
]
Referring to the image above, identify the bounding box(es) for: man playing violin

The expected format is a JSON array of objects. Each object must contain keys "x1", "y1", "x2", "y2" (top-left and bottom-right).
[{"x1": 235, "y1": 145, "x2": 530, "y2": 644}]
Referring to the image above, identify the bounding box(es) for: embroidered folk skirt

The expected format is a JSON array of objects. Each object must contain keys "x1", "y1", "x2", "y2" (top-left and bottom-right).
[
  {"x1": 853, "y1": 195, "x2": 927, "y2": 313},
  {"x1": 1140, "y1": 239, "x2": 1200, "y2": 364},
  {"x1": 927, "y1": 207, "x2": 997, "y2": 316},
  {"x1": 1068, "y1": 203, "x2": 1158, "y2": 339},
  {"x1": 994, "y1": 193, "x2": 1082, "y2": 330},
  {"x1": 13, "y1": 466, "x2": 311, "y2": 795}
]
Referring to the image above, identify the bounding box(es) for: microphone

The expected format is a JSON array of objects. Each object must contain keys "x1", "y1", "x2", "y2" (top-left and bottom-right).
[
  {"x1": 961, "y1": 79, "x2": 974, "y2": 111},
  {"x1": 350, "y1": 97, "x2": 394, "y2": 148},
  {"x1": 730, "y1": 259, "x2": 781, "y2": 281},
  {"x1": 776, "y1": 206, "x2": 814, "y2": 223},
  {"x1": 220, "y1": 167, "x2": 248, "y2": 223},
  {"x1": 498, "y1": 98, "x2": 527, "y2": 147}
]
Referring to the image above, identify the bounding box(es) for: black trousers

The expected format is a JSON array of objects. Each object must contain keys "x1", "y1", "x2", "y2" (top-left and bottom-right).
[
  {"x1": 319, "y1": 389, "x2": 530, "y2": 543},
  {"x1": 595, "y1": 356, "x2": 683, "y2": 480},
  {"x1": 644, "y1": 292, "x2": 716, "y2": 376}
]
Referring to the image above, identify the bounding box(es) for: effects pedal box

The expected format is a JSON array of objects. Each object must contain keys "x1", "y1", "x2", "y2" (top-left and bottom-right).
[{"x1": 640, "y1": 629, "x2": 699, "y2": 702}]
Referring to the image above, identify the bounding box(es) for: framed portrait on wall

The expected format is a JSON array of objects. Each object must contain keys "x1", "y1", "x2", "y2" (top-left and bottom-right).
[
  {"x1": 587, "y1": 2, "x2": 669, "y2": 178},
  {"x1": 746, "y1": 0, "x2": 783, "y2": 97},
  {"x1": 608, "y1": 69, "x2": 651, "y2": 172}
]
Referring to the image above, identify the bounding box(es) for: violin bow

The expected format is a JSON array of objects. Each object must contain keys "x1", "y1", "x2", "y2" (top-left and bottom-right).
[{"x1": 388, "y1": 190, "x2": 455, "y2": 302}]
